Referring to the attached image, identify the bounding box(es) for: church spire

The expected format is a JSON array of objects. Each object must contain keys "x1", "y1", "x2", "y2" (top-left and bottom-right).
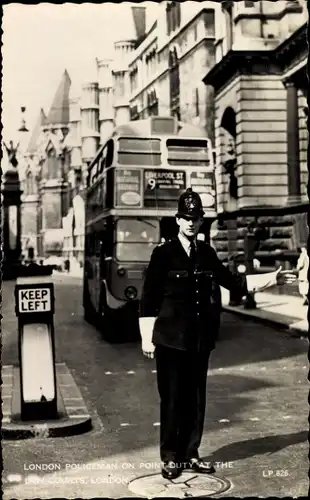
[
  {"x1": 46, "y1": 69, "x2": 71, "y2": 126},
  {"x1": 26, "y1": 108, "x2": 47, "y2": 153}
]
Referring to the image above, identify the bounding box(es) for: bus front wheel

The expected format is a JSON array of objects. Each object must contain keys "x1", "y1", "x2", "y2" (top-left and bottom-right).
[
  {"x1": 98, "y1": 287, "x2": 123, "y2": 343},
  {"x1": 83, "y1": 282, "x2": 97, "y2": 326}
]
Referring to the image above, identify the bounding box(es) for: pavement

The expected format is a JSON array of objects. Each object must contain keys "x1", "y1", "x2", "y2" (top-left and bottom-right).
[
  {"x1": 2, "y1": 274, "x2": 309, "y2": 498},
  {"x1": 220, "y1": 286, "x2": 308, "y2": 337},
  {"x1": 53, "y1": 268, "x2": 83, "y2": 278},
  {"x1": 2, "y1": 363, "x2": 92, "y2": 439}
]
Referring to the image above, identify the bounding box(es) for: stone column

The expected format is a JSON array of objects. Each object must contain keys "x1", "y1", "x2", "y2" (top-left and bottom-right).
[{"x1": 285, "y1": 80, "x2": 301, "y2": 203}]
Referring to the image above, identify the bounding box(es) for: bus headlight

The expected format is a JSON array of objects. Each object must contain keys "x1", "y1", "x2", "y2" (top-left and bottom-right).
[
  {"x1": 125, "y1": 286, "x2": 137, "y2": 300},
  {"x1": 117, "y1": 266, "x2": 126, "y2": 276},
  {"x1": 237, "y1": 264, "x2": 246, "y2": 274}
]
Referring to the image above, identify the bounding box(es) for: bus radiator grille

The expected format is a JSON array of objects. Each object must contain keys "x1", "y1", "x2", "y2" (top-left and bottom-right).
[{"x1": 127, "y1": 270, "x2": 143, "y2": 280}]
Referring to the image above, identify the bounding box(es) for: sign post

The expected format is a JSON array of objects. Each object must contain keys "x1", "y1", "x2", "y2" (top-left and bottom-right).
[
  {"x1": 14, "y1": 265, "x2": 58, "y2": 421},
  {"x1": 2, "y1": 164, "x2": 23, "y2": 280}
]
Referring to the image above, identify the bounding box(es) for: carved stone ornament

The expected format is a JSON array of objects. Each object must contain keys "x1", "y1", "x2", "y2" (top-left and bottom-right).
[
  {"x1": 221, "y1": 129, "x2": 238, "y2": 199},
  {"x1": 3, "y1": 140, "x2": 19, "y2": 168}
]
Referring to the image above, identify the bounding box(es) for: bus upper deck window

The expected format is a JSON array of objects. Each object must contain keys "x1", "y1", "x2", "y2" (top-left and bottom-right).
[{"x1": 117, "y1": 138, "x2": 161, "y2": 166}]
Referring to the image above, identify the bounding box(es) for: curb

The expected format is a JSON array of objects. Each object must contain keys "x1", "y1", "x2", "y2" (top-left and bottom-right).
[
  {"x1": 1, "y1": 416, "x2": 92, "y2": 440},
  {"x1": 2, "y1": 363, "x2": 93, "y2": 440},
  {"x1": 222, "y1": 306, "x2": 308, "y2": 339},
  {"x1": 53, "y1": 271, "x2": 83, "y2": 279}
]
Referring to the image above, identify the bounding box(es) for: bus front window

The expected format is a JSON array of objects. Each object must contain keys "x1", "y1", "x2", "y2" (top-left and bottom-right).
[{"x1": 116, "y1": 219, "x2": 160, "y2": 262}]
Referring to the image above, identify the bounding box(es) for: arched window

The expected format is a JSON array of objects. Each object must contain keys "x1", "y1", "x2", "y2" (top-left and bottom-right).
[
  {"x1": 45, "y1": 145, "x2": 58, "y2": 179},
  {"x1": 169, "y1": 47, "x2": 180, "y2": 119},
  {"x1": 221, "y1": 107, "x2": 236, "y2": 139},
  {"x1": 166, "y1": 2, "x2": 181, "y2": 35},
  {"x1": 26, "y1": 171, "x2": 34, "y2": 195},
  {"x1": 222, "y1": 2, "x2": 233, "y2": 51},
  {"x1": 147, "y1": 90, "x2": 158, "y2": 116},
  {"x1": 195, "y1": 88, "x2": 199, "y2": 117},
  {"x1": 220, "y1": 107, "x2": 237, "y2": 199}
]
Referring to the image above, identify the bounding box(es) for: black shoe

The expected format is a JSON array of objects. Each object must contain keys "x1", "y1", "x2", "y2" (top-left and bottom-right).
[
  {"x1": 161, "y1": 461, "x2": 182, "y2": 480},
  {"x1": 186, "y1": 458, "x2": 216, "y2": 474}
]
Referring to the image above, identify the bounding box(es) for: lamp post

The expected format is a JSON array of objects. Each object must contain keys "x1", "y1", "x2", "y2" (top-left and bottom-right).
[
  {"x1": 2, "y1": 107, "x2": 29, "y2": 279},
  {"x1": 243, "y1": 226, "x2": 257, "y2": 309}
]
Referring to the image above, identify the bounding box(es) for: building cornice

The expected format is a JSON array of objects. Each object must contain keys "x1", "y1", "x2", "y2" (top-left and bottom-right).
[
  {"x1": 219, "y1": 202, "x2": 310, "y2": 220},
  {"x1": 130, "y1": 36, "x2": 158, "y2": 68},
  {"x1": 274, "y1": 22, "x2": 307, "y2": 71},
  {"x1": 22, "y1": 194, "x2": 40, "y2": 203},
  {"x1": 233, "y1": 1, "x2": 303, "y2": 25},
  {"x1": 203, "y1": 50, "x2": 282, "y2": 91},
  {"x1": 40, "y1": 179, "x2": 69, "y2": 191},
  {"x1": 203, "y1": 23, "x2": 307, "y2": 92}
]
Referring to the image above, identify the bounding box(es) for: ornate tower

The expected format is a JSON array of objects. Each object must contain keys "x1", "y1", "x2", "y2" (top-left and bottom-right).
[
  {"x1": 97, "y1": 58, "x2": 114, "y2": 145},
  {"x1": 66, "y1": 95, "x2": 83, "y2": 195},
  {"x1": 113, "y1": 40, "x2": 136, "y2": 127},
  {"x1": 80, "y1": 81, "x2": 100, "y2": 169},
  {"x1": 38, "y1": 69, "x2": 71, "y2": 256},
  {"x1": 21, "y1": 108, "x2": 47, "y2": 257},
  {"x1": 112, "y1": 5, "x2": 146, "y2": 127}
]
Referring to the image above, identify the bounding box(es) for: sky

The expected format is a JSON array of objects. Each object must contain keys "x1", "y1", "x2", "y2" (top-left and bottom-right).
[{"x1": 2, "y1": 2, "x2": 160, "y2": 143}]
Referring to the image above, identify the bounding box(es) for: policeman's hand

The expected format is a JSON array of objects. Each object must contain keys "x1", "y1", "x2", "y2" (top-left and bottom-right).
[
  {"x1": 276, "y1": 270, "x2": 297, "y2": 285},
  {"x1": 142, "y1": 340, "x2": 155, "y2": 359},
  {"x1": 139, "y1": 317, "x2": 156, "y2": 359}
]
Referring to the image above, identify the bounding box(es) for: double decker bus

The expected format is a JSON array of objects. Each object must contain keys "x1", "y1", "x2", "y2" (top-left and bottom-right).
[{"x1": 83, "y1": 116, "x2": 217, "y2": 342}]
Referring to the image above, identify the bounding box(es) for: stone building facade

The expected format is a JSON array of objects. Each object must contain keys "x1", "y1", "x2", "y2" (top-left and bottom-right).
[
  {"x1": 20, "y1": 1, "x2": 308, "y2": 269},
  {"x1": 203, "y1": 0, "x2": 308, "y2": 264}
]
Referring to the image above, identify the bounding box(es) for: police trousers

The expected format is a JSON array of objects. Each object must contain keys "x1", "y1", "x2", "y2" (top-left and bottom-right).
[{"x1": 155, "y1": 343, "x2": 211, "y2": 463}]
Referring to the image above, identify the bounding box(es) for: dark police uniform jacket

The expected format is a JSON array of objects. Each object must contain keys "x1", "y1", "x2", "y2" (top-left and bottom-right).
[{"x1": 139, "y1": 237, "x2": 247, "y2": 352}]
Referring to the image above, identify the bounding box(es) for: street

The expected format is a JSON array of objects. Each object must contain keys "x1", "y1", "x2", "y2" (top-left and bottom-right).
[{"x1": 2, "y1": 274, "x2": 309, "y2": 498}]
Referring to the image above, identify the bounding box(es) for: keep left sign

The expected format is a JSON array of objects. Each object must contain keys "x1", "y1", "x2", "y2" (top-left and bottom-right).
[{"x1": 18, "y1": 288, "x2": 51, "y2": 313}]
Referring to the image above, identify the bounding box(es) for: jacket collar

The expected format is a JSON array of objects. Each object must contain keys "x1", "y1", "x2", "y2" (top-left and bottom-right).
[
  {"x1": 178, "y1": 233, "x2": 197, "y2": 254},
  {"x1": 170, "y1": 236, "x2": 202, "y2": 265}
]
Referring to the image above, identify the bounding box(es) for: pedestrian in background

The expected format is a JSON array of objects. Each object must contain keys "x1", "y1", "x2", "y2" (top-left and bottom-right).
[
  {"x1": 139, "y1": 188, "x2": 296, "y2": 480},
  {"x1": 296, "y1": 246, "x2": 309, "y2": 305}
]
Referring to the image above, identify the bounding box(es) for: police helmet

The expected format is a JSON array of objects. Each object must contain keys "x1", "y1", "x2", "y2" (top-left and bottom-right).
[{"x1": 176, "y1": 188, "x2": 205, "y2": 219}]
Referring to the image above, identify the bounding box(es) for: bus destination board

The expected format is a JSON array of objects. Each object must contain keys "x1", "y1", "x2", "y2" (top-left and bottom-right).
[
  {"x1": 190, "y1": 171, "x2": 215, "y2": 209},
  {"x1": 115, "y1": 169, "x2": 142, "y2": 207},
  {"x1": 144, "y1": 169, "x2": 185, "y2": 207}
]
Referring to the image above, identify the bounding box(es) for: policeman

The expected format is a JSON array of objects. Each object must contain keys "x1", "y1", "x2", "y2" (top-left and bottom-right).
[{"x1": 139, "y1": 188, "x2": 296, "y2": 480}]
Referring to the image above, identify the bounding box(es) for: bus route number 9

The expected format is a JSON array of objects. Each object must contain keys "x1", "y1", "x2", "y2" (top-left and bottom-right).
[{"x1": 147, "y1": 178, "x2": 156, "y2": 191}]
